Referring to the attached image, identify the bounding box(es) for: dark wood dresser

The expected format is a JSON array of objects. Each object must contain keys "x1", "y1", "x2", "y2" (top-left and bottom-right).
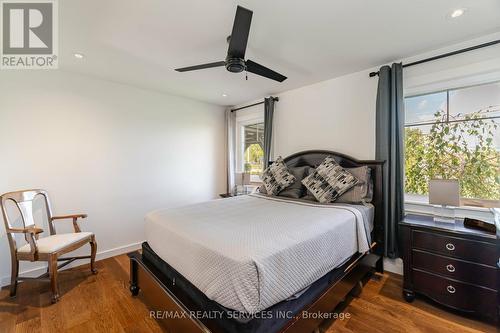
[{"x1": 400, "y1": 214, "x2": 499, "y2": 323}]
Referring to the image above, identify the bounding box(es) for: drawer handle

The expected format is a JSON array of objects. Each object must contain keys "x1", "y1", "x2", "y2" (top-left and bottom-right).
[
  {"x1": 447, "y1": 285, "x2": 456, "y2": 294},
  {"x1": 446, "y1": 264, "x2": 455, "y2": 273},
  {"x1": 445, "y1": 243, "x2": 455, "y2": 251}
]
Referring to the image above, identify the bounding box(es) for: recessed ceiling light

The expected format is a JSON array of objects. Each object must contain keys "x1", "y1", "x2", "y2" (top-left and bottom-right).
[
  {"x1": 222, "y1": 93, "x2": 228, "y2": 97},
  {"x1": 450, "y1": 8, "x2": 465, "y2": 18},
  {"x1": 74, "y1": 53, "x2": 85, "y2": 59}
]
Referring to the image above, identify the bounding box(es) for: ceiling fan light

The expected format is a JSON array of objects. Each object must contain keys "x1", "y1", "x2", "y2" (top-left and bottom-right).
[{"x1": 225, "y1": 58, "x2": 245, "y2": 73}]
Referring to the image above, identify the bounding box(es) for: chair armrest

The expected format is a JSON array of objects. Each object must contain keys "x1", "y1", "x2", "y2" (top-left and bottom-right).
[
  {"x1": 51, "y1": 214, "x2": 87, "y2": 220},
  {"x1": 7, "y1": 227, "x2": 42, "y2": 258},
  {"x1": 7, "y1": 226, "x2": 44, "y2": 235},
  {"x1": 51, "y1": 214, "x2": 87, "y2": 233}
]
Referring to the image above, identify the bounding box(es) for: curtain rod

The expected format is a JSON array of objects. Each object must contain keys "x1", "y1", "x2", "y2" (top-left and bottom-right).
[
  {"x1": 369, "y1": 39, "x2": 500, "y2": 77},
  {"x1": 231, "y1": 97, "x2": 279, "y2": 112}
]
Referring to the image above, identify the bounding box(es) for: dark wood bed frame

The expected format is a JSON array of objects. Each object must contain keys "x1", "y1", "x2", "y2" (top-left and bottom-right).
[{"x1": 128, "y1": 150, "x2": 386, "y2": 333}]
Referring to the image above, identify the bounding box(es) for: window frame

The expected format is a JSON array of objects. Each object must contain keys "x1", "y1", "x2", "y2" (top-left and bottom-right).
[
  {"x1": 404, "y1": 80, "x2": 500, "y2": 209},
  {"x1": 405, "y1": 80, "x2": 500, "y2": 128},
  {"x1": 235, "y1": 111, "x2": 264, "y2": 183}
]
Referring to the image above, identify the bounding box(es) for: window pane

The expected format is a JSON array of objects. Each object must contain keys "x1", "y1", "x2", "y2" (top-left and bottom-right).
[
  {"x1": 405, "y1": 92, "x2": 447, "y2": 125},
  {"x1": 404, "y1": 121, "x2": 500, "y2": 200},
  {"x1": 243, "y1": 123, "x2": 264, "y2": 176},
  {"x1": 404, "y1": 125, "x2": 432, "y2": 196},
  {"x1": 448, "y1": 82, "x2": 500, "y2": 151},
  {"x1": 449, "y1": 82, "x2": 500, "y2": 122}
]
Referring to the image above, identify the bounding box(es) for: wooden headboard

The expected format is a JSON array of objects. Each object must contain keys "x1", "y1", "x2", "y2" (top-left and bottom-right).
[{"x1": 282, "y1": 150, "x2": 386, "y2": 254}]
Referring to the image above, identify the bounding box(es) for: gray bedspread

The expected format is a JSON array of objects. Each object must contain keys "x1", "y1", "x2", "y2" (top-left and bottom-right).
[{"x1": 145, "y1": 193, "x2": 372, "y2": 314}]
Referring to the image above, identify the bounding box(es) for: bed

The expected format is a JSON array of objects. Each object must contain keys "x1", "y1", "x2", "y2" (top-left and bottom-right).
[{"x1": 129, "y1": 150, "x2": 385, "y2": 333}]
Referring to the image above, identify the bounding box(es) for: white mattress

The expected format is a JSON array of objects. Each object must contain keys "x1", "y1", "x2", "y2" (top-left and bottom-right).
[{"x1": 145, "y1": 194, "x2": 372, "y2": 314}]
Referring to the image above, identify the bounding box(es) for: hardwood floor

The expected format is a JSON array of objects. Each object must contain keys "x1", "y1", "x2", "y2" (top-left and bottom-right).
[{"x1": 0, "y1": 254, "x2": 496, "y2": 333}]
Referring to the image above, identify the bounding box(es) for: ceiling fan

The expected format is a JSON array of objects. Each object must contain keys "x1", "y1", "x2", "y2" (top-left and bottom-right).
[{"x1": 175, "y1": 6, "x2": 287, "y2": 82}]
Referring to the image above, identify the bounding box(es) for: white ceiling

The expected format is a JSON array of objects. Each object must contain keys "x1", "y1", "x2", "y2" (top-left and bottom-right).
[{"x1": 60, "y1": 0, "x2": 500, "y2": 106}]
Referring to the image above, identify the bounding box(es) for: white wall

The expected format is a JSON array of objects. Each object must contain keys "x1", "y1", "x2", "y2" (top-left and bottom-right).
[
  {"x1": 0, "y1": 70, "x2": 226, "y2": 285},
  {"x1": 273, "y1": 70, "x2": 378, "y2": 160}
]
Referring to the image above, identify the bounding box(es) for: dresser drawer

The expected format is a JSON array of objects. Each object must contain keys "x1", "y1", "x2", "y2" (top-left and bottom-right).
[
  {"x1": 412, "y1": 250, "x2": 497, "y2": 290},
  {"x1": 412, "y1": 230, "x2": 497, "y2": 266},
  {"x1": 413, "y1": 269, "x2": 498, "y2": 318}
]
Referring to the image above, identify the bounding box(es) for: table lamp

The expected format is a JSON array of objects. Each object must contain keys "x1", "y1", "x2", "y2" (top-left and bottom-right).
[
  {"x1": 234, "y1": 172, "x2": 251, "y2": 194},
  {"x1": 428, "y1": 179, "x2": 460, "y2": 223}
]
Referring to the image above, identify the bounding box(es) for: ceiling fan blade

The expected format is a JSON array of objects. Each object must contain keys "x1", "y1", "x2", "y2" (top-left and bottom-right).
[
  {"x1": 246, "y1": 60, "x2": 287, "y2": 82},
  {"x1": 175, "y1": 61, "x2": 225, "y2": 72},
  {"x1": 227, "y1": 6, "x2": 253, "y2": 59}
]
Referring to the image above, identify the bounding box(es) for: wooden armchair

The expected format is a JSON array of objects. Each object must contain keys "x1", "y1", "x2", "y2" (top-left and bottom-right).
[{"x1": 0, "y1": 189, "x2": 97, "y2": 303}]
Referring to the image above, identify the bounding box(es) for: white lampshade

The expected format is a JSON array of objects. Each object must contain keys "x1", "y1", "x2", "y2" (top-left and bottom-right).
[
  {"x1": 234, "y1": 173, "x2": 251, "y2": 186},
  {"x1": 242, "y1": 173, "x2": 251, "y2": 185},
  {"x1": 429, "y1": 179, "x2": 460, "y2": 207}
]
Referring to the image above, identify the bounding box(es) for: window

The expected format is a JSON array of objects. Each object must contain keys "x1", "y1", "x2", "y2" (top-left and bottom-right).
[
  {"x1": 404, "y1": 81, "x2": 500, "y2": 204},
  {"x1": 235, "y1": 108, "x2": 265, "y2": 183},
  {"x1": 242, "y1": 122, "x2": 264, "y2": 180}
]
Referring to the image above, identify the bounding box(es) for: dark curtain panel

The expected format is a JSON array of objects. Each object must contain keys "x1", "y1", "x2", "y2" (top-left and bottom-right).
[
  {"x1": 376, "y1": 63, "x2": 405, "y2": 259},
  {"x1": 263, "y1": 97, "x2": 275, "y2": 168}
]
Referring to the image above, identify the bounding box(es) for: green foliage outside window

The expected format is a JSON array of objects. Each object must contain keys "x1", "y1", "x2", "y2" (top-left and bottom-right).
[
  {"x1": 244, "y1": 143, "x2": 264, "y2": 175},
  {"x1": 405, "y1": 109, "x2": 500, "y2": 200}
]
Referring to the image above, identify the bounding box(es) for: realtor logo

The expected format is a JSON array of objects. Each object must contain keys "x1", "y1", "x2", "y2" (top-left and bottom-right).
[{"x1": 1, "y1": 0, "x2": 58, "y2": 69}]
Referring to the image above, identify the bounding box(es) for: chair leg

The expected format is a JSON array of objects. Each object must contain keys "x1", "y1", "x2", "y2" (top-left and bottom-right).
[
  {"x1": 48, "y1": 254, "x2": 60, "y2": 303},
  {"x1": 9, "y1": 257, "x2": 18, "y2": 298},
  {"x1": 90, "y1": 237, "x2": 97, "y2": 274}
]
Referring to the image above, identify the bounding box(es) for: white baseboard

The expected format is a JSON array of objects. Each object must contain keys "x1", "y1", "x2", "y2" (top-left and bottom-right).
[{"x1": 0, "y1": 241, "x2": 142, "y2": 287}]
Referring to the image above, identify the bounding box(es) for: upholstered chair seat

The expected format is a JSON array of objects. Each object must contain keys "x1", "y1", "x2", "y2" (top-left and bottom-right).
[{"x1": 17, "y1": 232, "x2": 94, "y2": 254}]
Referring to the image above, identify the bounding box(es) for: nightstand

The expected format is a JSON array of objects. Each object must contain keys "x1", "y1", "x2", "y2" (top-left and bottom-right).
[{"x1": 400, "y1": 214, "x2": 499, "y2": 323}]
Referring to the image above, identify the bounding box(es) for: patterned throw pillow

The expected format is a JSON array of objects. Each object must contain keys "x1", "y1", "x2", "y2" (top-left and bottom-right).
[
  {"x1": 261, "y1": 156, "x2": 296, "y2": 195},
  {"x1": 301, "y1": 157, "x2": 359, "y2": 203}
]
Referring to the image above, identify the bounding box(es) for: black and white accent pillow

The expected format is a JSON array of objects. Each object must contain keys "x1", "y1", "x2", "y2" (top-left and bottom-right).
[
  {"x1": 301, "y1": 157, "x2": 359, "y2": 203},
  {"x1": 261, "y1": 156, "x2": 296, "y2": 195}
]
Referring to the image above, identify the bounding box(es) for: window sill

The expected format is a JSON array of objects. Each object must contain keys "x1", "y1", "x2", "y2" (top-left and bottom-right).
[
  {"x1": 404, "y1": 199, "x2": 495, "y2": 223},
  {"x1": 405, "y1": 199, "x2": 491, "y2": 212}
]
